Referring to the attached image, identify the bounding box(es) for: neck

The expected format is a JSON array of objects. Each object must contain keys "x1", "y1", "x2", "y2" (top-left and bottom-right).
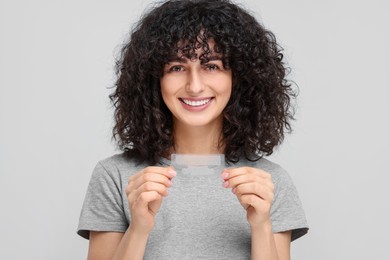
[{"x1": 172, "y1": 120, "x2": 224, "y2": 155}]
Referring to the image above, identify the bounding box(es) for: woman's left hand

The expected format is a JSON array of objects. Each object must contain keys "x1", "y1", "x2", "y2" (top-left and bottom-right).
[{"x1": 221, "y1": 167, "x2": 275, "y2": 228}]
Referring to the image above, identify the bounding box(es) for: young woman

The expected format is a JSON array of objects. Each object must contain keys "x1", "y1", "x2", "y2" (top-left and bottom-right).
[{"x1": 78, "y1": 0, "x2": 308, "y2": 259}]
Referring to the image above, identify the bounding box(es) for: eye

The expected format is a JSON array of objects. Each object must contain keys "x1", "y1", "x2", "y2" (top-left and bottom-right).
[
  {"x1": 168, "y1": 65, "x2": 184, "y2": 72},
  {"x1": 204, "y1": 63, "x2": 220, "y2": 71}
]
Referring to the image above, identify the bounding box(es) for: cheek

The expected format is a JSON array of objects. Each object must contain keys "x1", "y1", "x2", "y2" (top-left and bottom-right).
[
  {"x1": 160, "y1": 79, "x2": 178, "y2": 114},
  {"x1": 160, "y1": 79, "x2": 171, "y2": 100},
  {"x1": 161, "y1": 90, "x2": 173, "y2": 111},
  {"x1": 216, "y1": 77, "x2": 232, "y2": 98},
  {"x1": 221, "y1": 81, "x2": 233, "y2": 107},
  {"x1": 213, "y1": 72, "x2": 232, "y2": 92}
]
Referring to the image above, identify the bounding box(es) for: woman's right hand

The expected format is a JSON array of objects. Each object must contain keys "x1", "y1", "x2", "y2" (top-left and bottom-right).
[{"x1": 125, "y1": 166, "x2": 176, "y2": 234}]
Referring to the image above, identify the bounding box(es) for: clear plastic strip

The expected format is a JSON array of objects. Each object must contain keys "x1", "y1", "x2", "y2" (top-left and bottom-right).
[{"x1": 171, "y1": 154, "x2": 224, "y2": 166}]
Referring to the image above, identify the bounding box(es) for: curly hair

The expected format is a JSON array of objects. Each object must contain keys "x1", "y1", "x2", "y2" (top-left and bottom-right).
[{"x1": 110, "y1": 0, "x2": 296, "y2": 164}]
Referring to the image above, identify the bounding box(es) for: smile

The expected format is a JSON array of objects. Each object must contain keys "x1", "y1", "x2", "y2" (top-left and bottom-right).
[{"x1": 181, "y1": 98, "x2": 212, "y2": 107}]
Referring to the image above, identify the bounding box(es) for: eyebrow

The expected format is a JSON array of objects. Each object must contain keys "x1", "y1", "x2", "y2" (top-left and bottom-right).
[{"x1": 167, "y1": 55, "x2": 223, "y2": 64}]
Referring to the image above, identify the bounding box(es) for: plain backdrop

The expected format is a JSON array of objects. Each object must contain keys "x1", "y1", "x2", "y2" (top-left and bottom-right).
[{"x1": 1, "y1": 0, "x2": 389, "y2": 259}]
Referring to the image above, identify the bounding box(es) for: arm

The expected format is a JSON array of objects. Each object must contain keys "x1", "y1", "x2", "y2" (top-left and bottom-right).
[
  {"x1": 88, "y1": 228, "x2": 149, "y2": 260},
  {"x1": 222, "y1": 167, "x2": 291, "y2": 260},
  {"x1": 87, "y1": 166, "x2": 176, "y2": 260},
  {"x1": 251, "y1": 225, "x2": 291, "y2": 260}
]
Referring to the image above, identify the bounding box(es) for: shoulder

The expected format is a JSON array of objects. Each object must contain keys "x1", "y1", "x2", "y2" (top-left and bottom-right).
[
  {"x1": 91, "y1": 153, "x2": 148, "y2": 182},
  {"x1": 98, "y1": 152, "x2": 137, "y2": 171}
]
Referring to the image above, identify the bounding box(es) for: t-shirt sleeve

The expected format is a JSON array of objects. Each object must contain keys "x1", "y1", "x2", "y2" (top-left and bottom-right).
[
  {"x1": 270, "y1": 166, "x2": 309, "y2": 241},
  {"x1": 77, "y1": 162, "x2": 128, "y2": 239}
]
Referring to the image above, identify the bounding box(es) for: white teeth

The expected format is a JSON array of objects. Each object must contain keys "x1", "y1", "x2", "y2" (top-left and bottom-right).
[{"x1": 182, "y1": 98, "x2": 211, "y2": 106}]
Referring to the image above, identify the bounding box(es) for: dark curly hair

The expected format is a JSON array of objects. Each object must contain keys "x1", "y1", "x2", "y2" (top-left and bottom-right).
[{"x1": 110, "y1": 0, "x2": 296, "y2": 164}]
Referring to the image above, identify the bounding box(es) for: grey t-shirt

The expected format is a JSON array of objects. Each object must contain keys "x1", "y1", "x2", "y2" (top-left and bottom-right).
[{"x1": 77, "y1": 153, "x2": 308, "y2": 259}]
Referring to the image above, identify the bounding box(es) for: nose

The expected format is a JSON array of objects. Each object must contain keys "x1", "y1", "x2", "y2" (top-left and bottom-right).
[{"x1": 185, "y1": 69, "x2": 205, "y2": 95}]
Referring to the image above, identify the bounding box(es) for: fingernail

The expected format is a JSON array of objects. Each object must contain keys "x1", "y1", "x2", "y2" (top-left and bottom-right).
[
  {"x1": 223, "y1": 181, "x2": 229, "y2": 188},
  {"x1": 221, "y1": 172, "x2": 229, "y2": 179},
  {"x1": 168, "y1": 169, "x2": 177, "y2": 177},
  {"x1": 167, "y1": 180, "x2": 173, "y2": 187},
  {"x1": 232, "y1": 188, "x2": 237, "y2": 194}
]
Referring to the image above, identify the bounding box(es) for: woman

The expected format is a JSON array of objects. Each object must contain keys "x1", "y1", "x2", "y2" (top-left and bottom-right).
[{"x1": 78, "y1": 0, "x2": 308, "y2": 259}]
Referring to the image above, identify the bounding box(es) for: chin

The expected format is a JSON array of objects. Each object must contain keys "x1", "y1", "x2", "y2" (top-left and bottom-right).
[{"x1": 181, "y1": 116, "x2": 221, "y2": 128}]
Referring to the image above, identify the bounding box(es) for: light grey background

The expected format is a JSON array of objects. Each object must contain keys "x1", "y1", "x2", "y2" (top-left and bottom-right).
[{"x1": 0, "y1": 0, "x2": 389, "y2": 259}]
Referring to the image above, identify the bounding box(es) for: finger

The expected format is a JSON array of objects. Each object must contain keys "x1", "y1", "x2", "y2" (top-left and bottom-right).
[
  {"x1": 127, "y1": 167, "x2": 176, "y2": 195},
  {"x1": 221, "y1": 167, "x2": 271, "y2": 180},
  {"x1": 238, "y1": 194, "x2": 263, "y2": 210},
  {"x1": 129, "y1": 166, "x2": 176, "y2": 183},
  {"x1": 128, "y1": 181, "x2": 166, "y2": 208},
  {"x1": 134, "y1": 191, "x2": 161, "y2": 214},
  {"x1": 233, "y1": 182, "x2": 274, "y2": 202},
  {"x1": 224, "y1": 174, "x2": 274, "y2": 192},
  {"x1": 223, "y1": 174, "x2": 261, "y2": 188},
  {"x1": 129, "y1": 172, "x2": 173, "y2": 192},
  {"x1": 133, "y1": 181, "x2": 169, "y2": 200}
]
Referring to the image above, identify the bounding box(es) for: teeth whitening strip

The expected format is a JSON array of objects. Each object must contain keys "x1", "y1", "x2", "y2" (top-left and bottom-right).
[
  {"x1": 171, "y1": 154, "x2": 225, "y2": 176},
  {"x1": 171, "y1": 154, "x2": 225, "y2": 166}
]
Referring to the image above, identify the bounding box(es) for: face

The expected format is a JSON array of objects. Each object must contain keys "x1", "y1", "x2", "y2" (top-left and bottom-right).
[{"x1": 160, "y1": 41, "x2": 232, "y2": 129}]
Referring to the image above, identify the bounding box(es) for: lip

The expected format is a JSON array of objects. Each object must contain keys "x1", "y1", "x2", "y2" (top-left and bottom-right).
[{"x1": 179, "y1": 97, "x2": 214, "y2": 111}]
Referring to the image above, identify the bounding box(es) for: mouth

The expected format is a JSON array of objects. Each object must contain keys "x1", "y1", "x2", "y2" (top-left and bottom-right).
[{"x1": 179, "y1": 98, "x2": 213, "y2": 107}]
